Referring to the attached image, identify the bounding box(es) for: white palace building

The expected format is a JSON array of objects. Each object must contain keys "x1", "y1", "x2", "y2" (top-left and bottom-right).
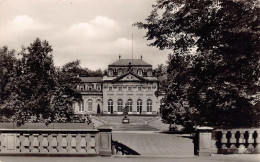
[{"x1": 74, "y1": 57, "x2": 163, "y2": 115}]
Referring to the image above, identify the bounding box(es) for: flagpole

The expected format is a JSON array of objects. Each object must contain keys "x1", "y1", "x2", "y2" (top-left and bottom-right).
[{"x1": 132, "y1": 33, "x2": 133, "y2": 71}]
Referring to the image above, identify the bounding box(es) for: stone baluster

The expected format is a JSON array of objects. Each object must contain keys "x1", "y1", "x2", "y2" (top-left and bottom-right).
[
  {"x1": 21, "y1": 134, "x2": 30, "y2": 153},
  {"x1": 79, "y1": 134, "x2": 87, "y2": 153},
  {"x1": 238, "y1": 130, "x2": 246, "y2": 153},
  {"x1": 69, "y1": 134, "x2": 77, "y2": 153},
  {"x1": 30, "y1": 134, "x2": 39, "y2": 153},
  {"x1": 230, "y1": 131, "x2": 237, "y2": 149},
  {"x1": 59, "y1": 134, "x2": 68, "y2": 153},
  {"x1": 89, "y1": 134, "x2": 97, "y2": 154},
  {"x1": 247, "y1": 131, "x2": 255, "y2": 151},
  {"x1": 49, "y1": 134, "x2": 58, "y2": 153},
  {"x1": 221, "y1": 131, "x2": 228, "y2": 149},
  {"x1": 255, "y1": 130, "x2": 260, "y2": 153},
  {"x1": 40, "y1": 134, "x2": 49, "y2": 153}
]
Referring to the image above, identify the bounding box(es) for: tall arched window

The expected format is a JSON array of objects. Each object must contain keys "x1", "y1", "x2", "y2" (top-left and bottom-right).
[
  {"x1": 127, "y1": 99, "x2": 133, "y2": 112},
  {"x1": 117, "y1": 99, "x2": 123, "y2": 112},
  {"x1": 78, "y1": 101, "x2": 84, "y2": 112},
  {"x1": 147, "y1": 99, "x2": 152, "y2": 112},
  {"x1": 88, "y1": 99, "x2": 93, "y2": 111},
  {"x1": 137, "y1": 99, "x2": 142, "y2": 113},
  {"x1": 108, "y1": 99, "x2": 113, "y2": 113}
]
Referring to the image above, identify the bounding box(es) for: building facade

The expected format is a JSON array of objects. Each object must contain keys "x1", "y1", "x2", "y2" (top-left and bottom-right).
[{"x1": 74, "y1": 58, "x2": 162, "y2": 115}]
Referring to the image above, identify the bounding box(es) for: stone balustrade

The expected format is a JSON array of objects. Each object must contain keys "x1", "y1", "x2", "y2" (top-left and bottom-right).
[
  {"x1": 0, "y1": 128, "x2": 112, "y2": 156},
  {"x1": 112, "y1": 140, "x2": 140, "y2": 155},
  {"x1": 194, "y1": 127, "x2": 260, "y2": 156},
  {"x1": 214, "y1": 128, "x2": 260, "y2": 154}
]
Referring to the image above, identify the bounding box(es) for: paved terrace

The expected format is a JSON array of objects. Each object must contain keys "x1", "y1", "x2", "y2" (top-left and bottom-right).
[
  {"x1": 0, "y1": 155, "x2": 259, "y2": 162},
  {"x1": 113, "y1": 131, "x2": 193, "y2": 155}
]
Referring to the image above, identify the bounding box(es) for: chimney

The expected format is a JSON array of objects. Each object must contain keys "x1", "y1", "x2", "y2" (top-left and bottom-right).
[
  {"x1": 119, "y1": 54, "x2": 121, "y2": 60},
  {"x1": 141, "y1": 55, "x2": 143, "y2": 60}
]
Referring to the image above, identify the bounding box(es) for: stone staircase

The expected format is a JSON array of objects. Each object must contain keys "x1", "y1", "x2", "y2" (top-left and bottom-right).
[
  {"x1": 103, "y1": 123, "x2": 159, "y2": 131},
  {"x1": 93, "y1": 116, "x2": 159, "y2": 131}
]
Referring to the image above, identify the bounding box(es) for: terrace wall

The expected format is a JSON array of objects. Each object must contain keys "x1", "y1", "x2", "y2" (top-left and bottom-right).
[
  {"x1": 194, "y1": 127, "x2": 260, "y2": 156},
  {"x1": 0, "y1": 127, "x2": 112, "y2": 156}
]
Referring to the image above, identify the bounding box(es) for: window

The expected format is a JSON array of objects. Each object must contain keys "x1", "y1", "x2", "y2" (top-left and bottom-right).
[
  {"x1": 127, "y1": 99, "x2": 133, "y2": 112},
  {"x1": 108, "y1": 99, "x2": 113, "y2": 113},
  {"x1": 80, "y1": 84, "x2": 84, "y2": 90},
  {"x1": 137, "y1": 69, "x2": 142, "y2": 76},
  {"x1": 78, "y1": 101, "x2": 84, "y2": 111},
  {"x1": 148, "y1": 87, "x2": 151, "y2": 91},
  {"x1": 118, "y1": 69, "x2": 123, "y2": 76},
  {"x1": 138, "y1": 86, "x2": 142, "y2": 91},
  {"x1": 109, "y1": 87, "x2": 112, "y2": 91},
  {"x1": 88, "y1": 99, "x2": 92, "y2": 111},
  {"x1": 117, "y1": 99, "x2": 123, "y2": 112},
  {"x1": 137, "y1": 99, "x2": 142, "y2": 113},
  {"x1": 88, "y1": 84, "x2": 93, "y2": 91},
  {"x1": 97, "y1": 85, "x2": 101, "y2": 91},
  {"x1": 147, "y1": 70, "x2": 152, "y2": 76},
  {"x1": 128, "y1": 86, "x2": 132, "y2": 91},
  {"x1": 118, "y1": 87, "x2": 122, "y2": 91},
  {"x1": 108, "y1": 70, "x2": 113, "y2": 76},
  {"x1": 147, "y1": 99, "x2": 152, "y2": 112}
]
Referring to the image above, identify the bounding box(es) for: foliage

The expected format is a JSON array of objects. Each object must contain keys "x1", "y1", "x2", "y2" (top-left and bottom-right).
[
  {"x1": 49, "y1": 60, "x2": 83, "y2": 123},
  {"x1": 154, "y1": 64, "x2": 167, "y2": 77},
  {"x1": 0, "y1": 47, "x2": 18, "y2": 118},
  {"x1": 0, "y1": 38, "x2": 95, "y2": 125},
  {"x1": 154, "y1": 64, "x2": 168, "y2": 93},
  {"x1": 136, "y1": 0, "x2": 260, "y2": 128},
  {"x1": 13, "y1": 38, "x2": 57, "y2": 125}
]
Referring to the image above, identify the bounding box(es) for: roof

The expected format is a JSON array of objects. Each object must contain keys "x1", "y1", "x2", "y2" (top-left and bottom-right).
[
  {"x1": 109, "y1": 59, "x2": 152, "y2": 67},
  {"x1": 113, "y1": 72, "x2": 146, "y2": 82},
  {"x1": 79, "y1": 77, "x2": 103, "y2": 83},
  {"x1": 102, "y1": 72, "x2": 158, "y2": 82}
]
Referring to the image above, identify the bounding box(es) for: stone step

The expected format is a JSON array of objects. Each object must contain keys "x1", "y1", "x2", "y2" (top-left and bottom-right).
[{"x1": 103, "y1": 124, "x2": 159, "y2": 131}]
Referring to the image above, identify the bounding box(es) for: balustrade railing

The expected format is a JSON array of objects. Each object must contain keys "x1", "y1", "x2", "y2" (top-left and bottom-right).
[
  {"x1": 0, "y1": 128, "x2": 112, "y2": 156},
  {"x1": 214, "y1": 128, "x2": 260, "y2": 154},
  {"x1": 194, "y1": 127, "x2": 260, "y2": 156},
  {"x1": 112, "y1": 140, "x2": 140, "y2": 155}
]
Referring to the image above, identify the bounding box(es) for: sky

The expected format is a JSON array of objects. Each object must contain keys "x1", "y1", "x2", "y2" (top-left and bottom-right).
[{"x1": 0, "y1": 0, "x2": 170, "y2": 70}]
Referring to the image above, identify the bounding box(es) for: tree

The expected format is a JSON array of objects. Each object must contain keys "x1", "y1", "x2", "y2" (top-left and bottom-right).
[
  {"x1": 154, "y1": 64, "x2": 167, "y2": 78},
  {"x1": 13, "y1": 38, "x2": 57, "y2": 124},
  {"x1": 0, "y1": 39, "x2": 94, "y2": 125},
  {"x1": 154, "y1": 64, "x2": 168, "y2": 92},
  {"x1": 136, "y1": 0, "x2": 260, "y2": 128},
  {"x1": 0, "y1": 47, "x2": 18, "y2": 118},
  {"x1": 50, "y1": 60, "x2": 83, "y2": 123}
]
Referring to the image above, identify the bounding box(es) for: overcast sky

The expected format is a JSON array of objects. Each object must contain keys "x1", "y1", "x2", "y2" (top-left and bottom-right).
[{"x1": 0, "y1": 0, "x2": 170, "y2": 70}]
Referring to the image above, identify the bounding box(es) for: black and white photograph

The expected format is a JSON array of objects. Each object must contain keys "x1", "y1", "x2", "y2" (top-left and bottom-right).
[{"x1": 0, "y1": 0, "x2": 259, "y2": 162}]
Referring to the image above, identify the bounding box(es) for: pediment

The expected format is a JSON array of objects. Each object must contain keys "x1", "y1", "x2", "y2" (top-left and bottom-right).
[{"x1": 119, "y1": 74, "x2": 142, "y2": 81}]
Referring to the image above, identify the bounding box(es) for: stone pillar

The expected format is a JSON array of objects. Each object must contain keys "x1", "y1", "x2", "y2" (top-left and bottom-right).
[
  {"x1": 194, "y1": 126, "x2": 214, "y2": 156},
  {"x1": 98, "y1": 128, "x2": 112, "y2": 156}
]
